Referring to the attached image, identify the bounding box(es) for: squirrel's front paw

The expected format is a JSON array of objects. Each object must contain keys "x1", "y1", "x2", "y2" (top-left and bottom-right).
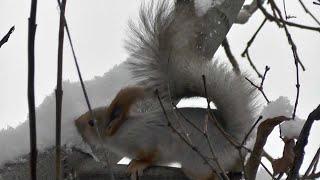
[{"x1": 127, "y1": 159, "x2": 150, "y2": 179}]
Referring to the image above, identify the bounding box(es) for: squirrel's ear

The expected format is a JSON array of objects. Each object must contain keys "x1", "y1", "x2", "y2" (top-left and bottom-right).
[{"x1": 105, "y1": 86, "x2": 145, "y2": 136}]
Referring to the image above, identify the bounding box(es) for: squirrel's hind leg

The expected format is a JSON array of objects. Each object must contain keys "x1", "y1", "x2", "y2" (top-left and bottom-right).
[
  {"x1": 126, "y1": 150, "x2": 158, "y2": 179},
  {"x1": 127, "y1": 159, "x2": 152, "y2": 179}
]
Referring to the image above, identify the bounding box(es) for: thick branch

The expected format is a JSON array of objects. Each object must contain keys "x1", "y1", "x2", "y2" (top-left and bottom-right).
[
  {"x1": 287, "y1": 105, "x2": 320, "y2": 179},
  {"x1": 27, "y1": 0, "x2": 38, "y2": 179},
  {"x1": 55, "y1": 0, "x2": 67, "y2": 179},
  {"x1": 235, "y1": 0, "x2": 266, "y2": 24}
]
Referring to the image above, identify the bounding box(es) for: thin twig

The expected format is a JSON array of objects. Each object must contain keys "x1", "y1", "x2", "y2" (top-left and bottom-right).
[
  {"x1": 55, "y1": 1, "x2": 115, "y2": 179},
  {"x1": 257, "y1": 1, "x2": 320, "y2": 33},
  {"x1": 282, "y1": 0, "x2": 296, "y2": 19},
  {"x1": 245, "y1": 66, "x2": 271, "y2": 103},
  {"x1": 155, "y1": 90, "x2": 225, "y2": 180},
  {"x1": 303, "y1": 172, "x2": 320, "y2": 179},
  {"x1": 241, "y1": 116, "x2": 263, "y2": 146},
  {"x1": 55, "y1": 0, "x2": 67, "y2": 179},
  {"x1": 268, "y1": 0, "x2": 303, "y2": 120},
  {"x1": 0, "y1": 26, "x2": 15, "y2": 48},
  {"x1": 174, "y1": 101, "x2": 275, "y2": 179},
  {"x1": 243, "y1": 51, "x2": 263, "y2": 78},
  {"x1": 27, "y1": 0, "x2": 38, "y2": 179},
  {"x1": 283, "y1": 0, "x2": 288, "y2": 19},
  {"x1": 260, "y1": 161, "x2": 276, "y2": 179},
  {"x1": 241, "y1": 17, "x2": 267, "y2": 60},
  {"x1": 304, "y1": 147, "x2": 320, "y2": 177},
  {"x1": 202, "y1": 75, "x2": 277, "y2": 179},
  {"x1": 260, "y1": 66, "x2": 270, "y2": 87},
  {"x1": 298, "y1": 0, "x2": 320, "y2": 25},
  {"x1": 201, "y1": 75, "x2": 231, "y2": 180},
  {"x1": 222, "y1": 38, "x2": 240, "y2": 74},
  {"x1": 312, "y1": 154, "x2": 319, "y2": 174}
]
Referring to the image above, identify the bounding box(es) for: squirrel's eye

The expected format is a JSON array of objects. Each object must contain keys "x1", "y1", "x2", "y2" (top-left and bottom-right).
[{"x1": 88, "y1": 119, "x2": 95, "y2": 127}]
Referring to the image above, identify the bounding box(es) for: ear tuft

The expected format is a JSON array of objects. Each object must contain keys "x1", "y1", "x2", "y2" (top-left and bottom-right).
[{"x1": 105, "y1": 86, "x2": 145, "y2": 135}]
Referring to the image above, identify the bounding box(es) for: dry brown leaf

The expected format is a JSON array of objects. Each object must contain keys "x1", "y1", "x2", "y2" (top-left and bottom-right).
[
  {"x1": 272, "y1": 138, "x2": 295, "y2": 175},
  {"x1": 246, "y1": 116, "x2": 290, "y2": 180}
]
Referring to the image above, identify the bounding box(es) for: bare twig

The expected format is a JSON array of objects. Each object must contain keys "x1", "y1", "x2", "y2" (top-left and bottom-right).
[
  {"x1": 282, "y1": 0, "x2": 296, "y2": 19},
  {"x1": 260, "y1": 161, "x2": 276, "y2": 179},
  {"x1": 55, "y1": 0, "x2": 67, "y2": 179},
  {"x1": 312, "y1": 153, "x2": 319, "y2": 174},
  {"x1": 287, "y1": 105, "x2": 320, "y2": 179},
  {"x1": 303, "y1": 172, "x2": 320, "y2": 179},
  {"x1": 298, "y1": 0, "x2": 320, "y2": 25},
  {"x1": 314, "y1": 0, "x2": 320, "y2": 5},
  {"x1": 283, "y1": 0, "x2": 288, "y2": 19},
  {"x1": 241, "y1": 116, "x2": 263, "y2": 146},
  {"x1": 202, "y1": 75, "x2": 277, "y2": 179},
  {"x1": 201, "y1": 75, "x2": 232, "y2": 180},
  {"x1": 304, "y1": 147, "x2": 320, "y2": 177},
  {"x1": 27, "y1": 0, "x2": 38, "y2": 179},
  {"x1": 55, "y1": 1, "x2": 115, "y2": 179},
  {"x1": 155, "y1": 90, "x2": 225, "y2": 180},
  {"x1": 243, "y1": 51, "x2": 263, "y2": 78},
  {"x1": 257, "y1": 1, "x2": 320, "y2": 33},
  {"x1": 267, "y1": 0, "x2": 303, "y2": 120},
  {"x1": 222, "y1": 38, "x2": 240, "y2": 74},
  {"x1": 241, "y1": 18, "x2": 267, "y2": 59},
  {"x1": 0, "y1": 26, "x2": 15, "y2": 48},
  {"x1": 245, "y1": 66, "x2": 271, "y2": 103}
]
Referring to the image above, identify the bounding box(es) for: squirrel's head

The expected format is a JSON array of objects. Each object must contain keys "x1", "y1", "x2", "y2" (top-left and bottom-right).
[{"x1": 75, "y1": 86, "x2": 145, "y2": 146}]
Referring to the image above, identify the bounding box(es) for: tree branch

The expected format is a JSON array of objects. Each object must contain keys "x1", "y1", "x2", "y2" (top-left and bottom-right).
[
  {"x1": 298, "y1": 0, "x2": 320, "y2": 25},
  {"x1": 222, "y1": 38, "x2": 240, "y2": 74},
  {"x1": 0, "y1": 26, "x2": 15, "y2": 48},
  {"x1": 55, "y1": 0, "x2": 67, "y2": 179},
  {"x1": 287, "y1": 105, "x2": 320, "y2": 179},
  {"x1": 27, "y1": 0, "x2": 38, "y2": 179}
]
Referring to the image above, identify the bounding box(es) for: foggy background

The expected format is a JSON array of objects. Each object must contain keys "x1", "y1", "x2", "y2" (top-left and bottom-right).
[{"x1": 0, "y1": 0, "x2": 319, "y2": 173}]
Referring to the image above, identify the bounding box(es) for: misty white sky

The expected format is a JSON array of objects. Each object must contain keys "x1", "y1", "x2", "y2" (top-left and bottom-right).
[{"x1": 0, "y1": 0, "x2": 319, "y2": 174}]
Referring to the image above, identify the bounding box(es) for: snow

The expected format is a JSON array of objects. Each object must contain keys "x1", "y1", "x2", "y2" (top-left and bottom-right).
[
  {"x1": 194, "y1": 0, "x2": 225, "y2": 17},
  {"x1": 281, "y1": 119, "x2": 305, "y2": 139},
  {"x1": 117, "y1": 157, "x2": 182, "y2": 168},
  {"x1": 261, "y1": 96, "x2": 305, "y2": 139},
  {"x1": 0, "y1": 63, "x2": 134, "y2": 166}
]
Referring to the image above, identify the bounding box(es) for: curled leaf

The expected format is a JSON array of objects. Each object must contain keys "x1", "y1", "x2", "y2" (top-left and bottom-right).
[
  {"x1": 246, "y1": 116, "x2": 290, "y2": 180},
  {"x1": 272, "y1": 138, "x2": 295, "y2": 175}
]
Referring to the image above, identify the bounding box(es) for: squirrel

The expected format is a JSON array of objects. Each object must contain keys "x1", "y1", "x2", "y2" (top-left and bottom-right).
[{"x1": 75, "y1": 1, "x2": 260, "y2": 179}]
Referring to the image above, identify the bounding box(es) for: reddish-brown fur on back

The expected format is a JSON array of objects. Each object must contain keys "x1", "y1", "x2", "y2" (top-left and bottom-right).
[{"x1": 105, "y1": 86, "x2": 145, "y2": 136}]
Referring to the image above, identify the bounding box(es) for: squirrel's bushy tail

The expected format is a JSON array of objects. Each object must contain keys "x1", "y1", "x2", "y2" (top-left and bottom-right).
[{"x1": 126, "y1": 0, "x2": 260, "y2": 140}]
